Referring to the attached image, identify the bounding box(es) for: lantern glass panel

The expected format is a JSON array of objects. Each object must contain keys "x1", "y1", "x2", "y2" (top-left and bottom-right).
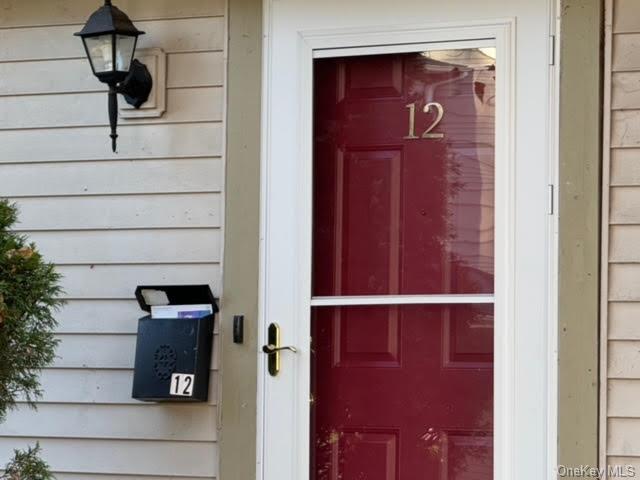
[
  {"x1": 84, "y1": 34, "x2": 115, "y2": 73},
  {"x1": 116, "y1": 34, "x2": 137, "y2": 72}
]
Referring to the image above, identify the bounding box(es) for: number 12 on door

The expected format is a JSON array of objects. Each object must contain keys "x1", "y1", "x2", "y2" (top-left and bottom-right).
[
  {"x1": 170, "y1": 373, "x2": 194, "y2": 397},
  {"x1": 404, "y1": 102, "x2": 445, "y2": 140}
]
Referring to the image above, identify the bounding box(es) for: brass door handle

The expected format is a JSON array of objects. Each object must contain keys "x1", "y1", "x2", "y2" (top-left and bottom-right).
[
  {"x1": 263, "y1": 323, "x2": 296, "y2": 376},
  {"x1": 262, "y1": 344, "x2": 298, "y2": 354}
]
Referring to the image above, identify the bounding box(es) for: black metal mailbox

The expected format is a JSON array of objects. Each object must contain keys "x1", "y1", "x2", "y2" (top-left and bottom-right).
[{"x1": 132, "y1": 285, "x2": 219, "y2": 402}]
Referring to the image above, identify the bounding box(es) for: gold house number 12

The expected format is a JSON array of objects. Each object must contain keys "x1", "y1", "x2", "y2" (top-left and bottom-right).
[{"x1": 404, "y1": 102, "x2": 445, "y2": 140}]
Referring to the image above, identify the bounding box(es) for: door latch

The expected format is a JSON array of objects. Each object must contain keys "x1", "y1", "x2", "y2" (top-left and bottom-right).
[{"x1": 262, "y1": 323, "x2": 297, "y2": 376}]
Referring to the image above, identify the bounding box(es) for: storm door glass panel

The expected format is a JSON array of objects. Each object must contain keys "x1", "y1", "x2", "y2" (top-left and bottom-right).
[
  {"x1": 311, "y1": 48, "x2": 496, "y2": 480},
  {"x1": 312, "y1": 49, "x2": 496, "y2": 296},
  {"x1": 311, "y1": 304, "x2": 494, "y2": 480}
]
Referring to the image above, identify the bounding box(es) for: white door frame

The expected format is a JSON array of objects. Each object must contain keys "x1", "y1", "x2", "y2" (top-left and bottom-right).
[{"x1": 258, "y1": 7, "x2": 558, "y2": 480}]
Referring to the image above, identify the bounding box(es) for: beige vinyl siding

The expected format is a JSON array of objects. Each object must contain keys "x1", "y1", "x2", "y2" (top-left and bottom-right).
[
  {"x1": 0, "y1": 1, "x2": 225, "y2": 478},
  {"x1": 603, "y1": 0, "x2": 640, "y2": 468}
]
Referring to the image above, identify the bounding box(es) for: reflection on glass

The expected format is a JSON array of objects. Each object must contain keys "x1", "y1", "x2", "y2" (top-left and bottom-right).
[
  {"x1": 313, "y1": 49, "x2": 496, "y2": 296},
  {"x1": 311, "y1": 49, "x2": 497, "y2": 479},
  {"x1": 85, "y1": 35, "x2": 114, "y2": 73},
  {"x1": 311, "y1": 304, "x2": 494, "y2": 479},
  {"x1": 116, "y1": 35, "x2": 136, "y2": 71}
]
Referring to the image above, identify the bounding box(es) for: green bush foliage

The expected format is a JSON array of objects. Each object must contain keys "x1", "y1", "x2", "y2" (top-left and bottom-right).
[
  {"x1": 0, "y1": 200, "x2": 63, "y2": 478},
  {"x1": 0, "y1": 444, "x2": 55, "y2": 480}
]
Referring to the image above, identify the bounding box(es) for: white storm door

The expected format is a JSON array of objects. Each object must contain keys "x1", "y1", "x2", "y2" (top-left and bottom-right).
[{"x1": 259, "y1": 2, "x2": 557, "y2": 480}]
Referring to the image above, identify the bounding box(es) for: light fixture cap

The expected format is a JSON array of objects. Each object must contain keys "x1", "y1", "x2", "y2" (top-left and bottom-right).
[
  {"x1": 74, "y1": 0, "x2": 145, "y2": 38},
  {"x1": 75, "y1": 1, "x2": 145, "y2": 85}
]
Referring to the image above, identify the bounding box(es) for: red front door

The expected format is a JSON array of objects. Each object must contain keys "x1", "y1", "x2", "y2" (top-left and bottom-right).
[{"x1": 311, "y1": 50, "x2": 496, "y2": 479}]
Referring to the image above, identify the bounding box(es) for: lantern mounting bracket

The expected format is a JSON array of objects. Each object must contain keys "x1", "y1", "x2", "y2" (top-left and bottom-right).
[
  {"x1": 117, "y1": 59, "x2": 153, "y2": 109},
  {"x1": 106, "y1": 60, "x2": 153, "y2": 152}
]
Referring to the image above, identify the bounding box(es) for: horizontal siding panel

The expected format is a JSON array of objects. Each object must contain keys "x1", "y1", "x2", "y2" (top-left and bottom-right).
[
  {"x1": 29, "y1": 369, "x2": 136, "y2": 404},
  {"x1": 609, "y1": 302, "x2": 640, "y2": 339},
  {"x1": 13, "y1": 193, "x2": 221, "y2": 230},
  {"x1": 610, "y1": 264, "x2": 640, "y2": 301},
  {"x1": 612, "y1": 110, "x2": 640, "y2": 147},
  {"x1": 611, "y1": 149, "x2": 640, "y2": 185},
  {"x1": 0, "y1": 17, "x2": 224, "y2": 63},
  {"x1": 614, "y1": 0, "x2": 640, "y2": 33},
  {"x1": 0, "y1": 87, "x2": 223, "y2": 130},
  {"x1": 613, "y1": 33, "x2": 640, "y2": 72},
  {"x1": 0, "y1": 438, "x2": 217, "y2": 477},
  {"x1": 0, "y1": 123, "x2": 222, "y2": 163},
  {"x1": 3, "y1": 405, "x2": 217, "y2": 441},
  {"x1": 56, "y1": 300, "x2": 141, "y2": 333},
  {"x1": 0, "y1": 0, "x2": 226, "y2": 27},
  {"x1": 605, "y1": 459, "x2": 640, "y2": 477},
  {"x1": 0, "y1": 3, "x2": 225, "y2": 479},
  {"x1": 0, "y1": 59, "x2": 96, "y2": 96},
  {"x1": 613, "y1": 72, "x2": 640, "y2": 109},
  {"x1": 609, "y1": 340, "x2": 640, "y2": 378},
  {"x1": 139, "y1": 16, "x2": 224, "y2": 52},
  {"x1": 610, "y1": 225, "x2": 640, "y2": 261},
  {"x1": 0, "y1": 52, "x2": 223, "y2": 96},
  {"x1": 1, "y1": 404, "x2": 217, "y2": 441},
  {"x1": 30, "y1": 229, "x2": 221, "y2": 264},
  {"x1": 168, "y1": 52, "x2": 225, "y2": 88},
  {"x1": 54, "y1": 335, "x2": 136, "y2": 369},
  {"x1": 608, "y1": 418, "x2": 640, "y2": 456},
  {"x1": 608, "y1": 379, "x2": 640, "y2": 416},
  {"x1": 607, "y1": 2, "x2": 640, "y2": 465},
  {"x1": 19, "y1": 369, "x2": 218, "y2": 405},
  {"x1": 0, "y1": 158, "x2": 222, "y2": 197},
  {"x1": 610, "y1": 187, "x2": 640, "y2": 224},
  {"x1": 53, "y1": 334, "x2": 219, "y2": 370},
  {"x1": 55, "y1": 300, "x2": 220, "y2": 335},
  {"x1": 57, "y1": 264, "x2": 221, "y2": 299},
  {"x1": 0, "y1": 5, "x2": 226, "y2": 479}
]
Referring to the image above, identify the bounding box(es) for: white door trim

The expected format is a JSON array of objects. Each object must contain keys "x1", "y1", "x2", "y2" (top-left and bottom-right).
[
  {"x1": 258, "y1": 9, "x2": 557, "y2": 480},
  {"x1": 300, "y1": 21, "x2": 514, "y2": 480}
]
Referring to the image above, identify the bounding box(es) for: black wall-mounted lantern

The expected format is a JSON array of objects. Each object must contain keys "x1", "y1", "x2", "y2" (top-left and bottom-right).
[{"x1": 75, "y1": 0, "x2": 153, "y2": 152}]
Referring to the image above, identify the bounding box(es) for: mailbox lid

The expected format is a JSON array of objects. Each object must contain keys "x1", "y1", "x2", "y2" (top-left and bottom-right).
[{"x1": 135, "y1": 284, "x2": 219, "y2": 314}]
